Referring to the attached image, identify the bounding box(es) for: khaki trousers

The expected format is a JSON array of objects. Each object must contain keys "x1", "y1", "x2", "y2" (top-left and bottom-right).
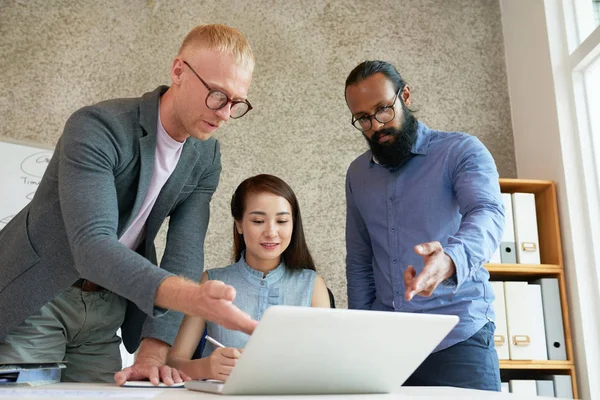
[{"x1": 0, "y1": 287, "x2": 127, "y2": 382}]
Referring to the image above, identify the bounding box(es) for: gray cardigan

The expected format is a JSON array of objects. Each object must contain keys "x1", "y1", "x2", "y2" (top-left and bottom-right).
[{"x1": 0, "y1": 86, "x2": 221, "y2": 352}]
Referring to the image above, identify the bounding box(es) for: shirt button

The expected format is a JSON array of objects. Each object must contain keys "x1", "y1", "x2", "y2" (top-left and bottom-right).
[
  {"x1": 391, "y1": 227, "x2": 396, "y2": 232},
  {"x1": 260, "y1": 281, "x2": 265, "y2": 286},
  {"x1": 392, "y1": 259, "x2": 397, "y2": 264},
  {"x1": 388, "y1": 197, "x2": 394, "y2": 202}
]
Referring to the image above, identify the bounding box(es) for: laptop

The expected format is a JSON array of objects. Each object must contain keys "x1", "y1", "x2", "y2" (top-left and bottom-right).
[{"x1": 185, "y1": 305, "x2": 458, "y2": 395}]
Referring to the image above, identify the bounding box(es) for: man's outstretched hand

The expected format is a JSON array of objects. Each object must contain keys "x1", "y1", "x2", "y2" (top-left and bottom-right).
[
  {"x1": 404, "y1": 241, "x2": 456, "y2": 301},
  {"x1": 156, "y1": 277, "x2": 258, "y2": 335},
  {"x1": 191, "y1": 280, "x2": 258, "y2": 335}
]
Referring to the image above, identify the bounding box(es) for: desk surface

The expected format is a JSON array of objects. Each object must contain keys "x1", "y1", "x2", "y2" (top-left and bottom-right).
[{"x1": 0, "y1": 383, "x2": 551, "y2": 399}]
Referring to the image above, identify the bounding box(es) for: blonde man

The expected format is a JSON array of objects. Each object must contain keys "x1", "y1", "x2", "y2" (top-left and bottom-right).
[{"x1": 0, "y1": 24, "x2": 256, "y2": 385}]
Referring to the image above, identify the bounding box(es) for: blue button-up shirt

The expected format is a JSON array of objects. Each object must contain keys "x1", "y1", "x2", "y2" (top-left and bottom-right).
[
  {"x1": 345, "y1": 122, "x2": 505, "y2": 351},
  {"x1": 203, "y1": 254, "x2": 316, "y2": 357}
]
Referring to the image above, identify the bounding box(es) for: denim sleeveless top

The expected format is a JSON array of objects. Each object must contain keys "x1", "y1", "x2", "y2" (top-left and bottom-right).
[{"x1": 202, "y1": 254, "x2": 316, "y2": 357}]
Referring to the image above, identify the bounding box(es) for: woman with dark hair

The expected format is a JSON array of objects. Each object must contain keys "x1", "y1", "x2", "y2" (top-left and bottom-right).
[{"x1": 167, "y1": 174, "x2": 330, "y2": 381}]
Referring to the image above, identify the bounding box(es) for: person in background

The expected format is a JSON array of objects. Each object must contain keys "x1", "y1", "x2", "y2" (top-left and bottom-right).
[{"x1": 344, "y1": 60, "x2": 505, "y2": 391}]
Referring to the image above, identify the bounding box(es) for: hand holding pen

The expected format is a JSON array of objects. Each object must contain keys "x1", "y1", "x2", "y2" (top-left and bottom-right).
[{"x1": 205, "y1": 335, "x2": 242, "y2": 382}]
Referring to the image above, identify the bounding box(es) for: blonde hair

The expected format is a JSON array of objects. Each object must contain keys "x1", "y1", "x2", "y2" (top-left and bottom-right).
[{"x1": 178, "y1": 24, "x2": 255, "y2": 70}]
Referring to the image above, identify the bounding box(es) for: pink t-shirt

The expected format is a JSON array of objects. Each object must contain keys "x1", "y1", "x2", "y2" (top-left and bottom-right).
[{"x1": 119, "y1": 108, "x2": 184, "y2": 250}]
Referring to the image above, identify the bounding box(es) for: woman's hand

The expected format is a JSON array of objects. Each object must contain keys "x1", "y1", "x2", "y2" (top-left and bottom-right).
[{"x1": 208, "y1": 347, "x2": 242, "y2": 381}]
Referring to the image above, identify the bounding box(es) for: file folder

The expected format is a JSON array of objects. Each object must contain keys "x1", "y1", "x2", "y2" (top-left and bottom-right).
[
  {"x1": 552, "y1": 375, "x2": 573, "y2": 399},
  {"x1": 536, "y1": 380, "x2": 555, "y2": 396},
  {"x1": 504, "y1": 281, "x2": 534, "y2": 360},
  {"x1": 490, "y1": 281, "x2": 510, "y2": 360},
  {"x1": 512, "y1": 193, "x2": 541, "y2": 264},
  {"x1": 528, "y1": 284, "x2": 548, "y2": 360},
  {"x1": 509, "y1": 380, "x2": 537, "y2": 395},
  {"x1": 500, "y1": 193, "x2": 517, "y2": 263},
  {"x1": 534, "y1": 278, "x2": 567, "y2": 360}
]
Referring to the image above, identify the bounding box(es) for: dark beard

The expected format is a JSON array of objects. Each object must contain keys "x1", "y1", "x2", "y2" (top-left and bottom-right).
[{"x1": 364, "y1": 106, "x2": 418, "y2": 169}]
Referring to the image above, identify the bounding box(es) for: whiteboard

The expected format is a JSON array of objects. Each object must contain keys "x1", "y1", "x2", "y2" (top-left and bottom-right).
[{"x1": 0, "y1": 139, "x2": 53, "y2": 231}]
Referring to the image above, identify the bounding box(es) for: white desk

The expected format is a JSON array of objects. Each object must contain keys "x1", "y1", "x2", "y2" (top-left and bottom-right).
[{"x1": 0, "y1": 383, "x2": 552, "y2": 399}]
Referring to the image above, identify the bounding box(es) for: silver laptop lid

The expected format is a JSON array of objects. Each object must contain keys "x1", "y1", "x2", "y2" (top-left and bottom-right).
[{"x1": 220, "y1": 306, "x2": 458, "y2": 395}]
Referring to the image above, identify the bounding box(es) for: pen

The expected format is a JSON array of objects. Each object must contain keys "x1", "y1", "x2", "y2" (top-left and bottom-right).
[{"x1": 205, "y1": 335, "x2": 226, "y2": 348}]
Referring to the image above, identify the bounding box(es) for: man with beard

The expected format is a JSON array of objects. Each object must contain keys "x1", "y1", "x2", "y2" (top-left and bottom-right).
[{"x1": 344, "y1": 60, "x2": 505, "y2": 391}]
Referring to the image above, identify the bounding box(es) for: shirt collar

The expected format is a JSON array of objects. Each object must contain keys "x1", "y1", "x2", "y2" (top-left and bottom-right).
[
  {"x1": 412, "y1": 121, "x2": 431, "y2": 156},
  {"x1": 235, "y1": 252, "x2": 286, "y2": 287}
]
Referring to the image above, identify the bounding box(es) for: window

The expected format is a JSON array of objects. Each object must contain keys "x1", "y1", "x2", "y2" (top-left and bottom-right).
[
  {"x1": 559, "y1": 3, "x2": 600, "y2": 398},
  {"x1": 569, "y1": 0, "x2": 600, "y2": 48},
  {"x1": 566, "y1": 0, "x2": 600, "y2": 274},
  {"x1": 584, "y1": 58, "x2": 600, "y2": 193}
]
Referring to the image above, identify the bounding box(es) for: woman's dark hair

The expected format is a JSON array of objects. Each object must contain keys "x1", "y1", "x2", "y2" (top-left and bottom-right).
[
  {"x1": 231, "y1": 174, "x2": 316, "y2": 271},
  {"x1": 345, "y1": 60, "x2": 406, "y2": 94}
]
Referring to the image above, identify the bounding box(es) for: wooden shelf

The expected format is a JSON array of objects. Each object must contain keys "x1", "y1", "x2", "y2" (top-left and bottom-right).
[
  {"x1": 485, "y1": 263, "x2": 562, "y2": 277},
  {"x1": 495, "y1": 179, "x2": 577, "y2": 397},
  {"x1": 498, "y1": 179, "x2": 563, "y2": 266},
  {"x1": 498, "y1": 178, "x2": 555, "y2": 194},
  {"x1": 500, "y1": 360, "x2": 574, "y2": 371}
]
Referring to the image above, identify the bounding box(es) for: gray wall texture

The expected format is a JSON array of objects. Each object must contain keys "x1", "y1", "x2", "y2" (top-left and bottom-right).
[{"x1": 0, "y1": 0, "x2": 516, "y2": 308}]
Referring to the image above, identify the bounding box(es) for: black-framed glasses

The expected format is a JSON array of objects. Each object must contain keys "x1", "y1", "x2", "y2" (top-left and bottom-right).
[
  {"x1": 182, "y1": 60, "x2": 253, "y2": 119},
  {"x1": 351, "y1": 88, "x2": 401, "y2": 131}
]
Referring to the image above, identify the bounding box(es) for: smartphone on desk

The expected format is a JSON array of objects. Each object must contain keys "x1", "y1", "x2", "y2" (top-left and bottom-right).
[{"x1": 121, "y1": 380, "x2": 185, "y2": 388}]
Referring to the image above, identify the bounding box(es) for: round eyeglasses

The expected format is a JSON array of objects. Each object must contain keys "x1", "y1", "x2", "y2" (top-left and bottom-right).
[
  {"x1": 183, "y1": 60, "x2": 253, "y2": 119},
  {"x1": 351, "y1": 89, "x2": 400, "y2": 131}
]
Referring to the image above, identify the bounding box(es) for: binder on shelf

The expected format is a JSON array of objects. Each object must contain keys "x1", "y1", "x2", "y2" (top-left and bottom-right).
[
  {"x1": 512, "y1": 192, "x2": 541, "y2": 264},
  {"x1": 504, "y1": 281, "x2": 534, "y2": 360},
  {"x1": 500, "y1": 193, "x2": 517, "y2": 263},
  {"x1": 528, "y1": 283, "x2": 548, "y2": 360},
  {"x1": 551, "y1": 375, "x2": 574, "y2": 399},
  {"x1": 534, "y1": 278, "x2": 567, "y2": 360},
  {"x1": 536, "y1": 380, "x2": 555, "y2": 397},
  {"x1": 495, "y1": 179, "x2": 576, "y2": 397},
  {"x1": 509, "y1": 380, "x2": 537, "y2": 395},
  {"x1": 490, "y1": 281, "x2": 510, "y2": 360},
  {"x1": 500, "y1": 382, "x2": 509, "y2": 393}
]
